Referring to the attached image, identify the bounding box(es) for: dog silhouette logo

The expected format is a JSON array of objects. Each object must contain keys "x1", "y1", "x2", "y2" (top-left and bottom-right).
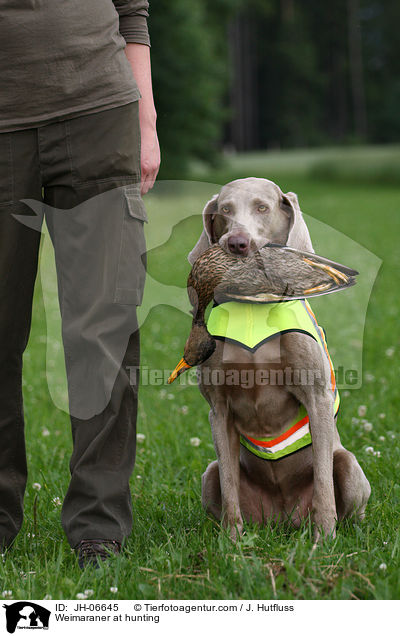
[{"x1": 3, "y1": 602, "x2": 50, "y2": 633}]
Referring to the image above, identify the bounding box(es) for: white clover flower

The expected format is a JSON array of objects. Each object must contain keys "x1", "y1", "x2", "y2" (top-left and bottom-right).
[
  {"x1": 32, "y1": 483, "x2": 41, "y2": 491},
  {"x1": 43, "y1": 594, "x2": 52, "y2": 600},
  {"x1": 181, "y1": 405, "x2": 189, "y2": 415},
  {"x1": 363, "y1": 422, "x2": 373, "y2": 432},
  {"x1": 378, "y1": 413, "x2": 386, "y2": 419},
  {"x1": 19, "y1": 570, "x2": 36, "y2": 579},
  {"x1": 385, "y1": 347, "x2": 394, "y2": 357},
  {"x1": 41, "y1": 428, "x2": 50, "y2": 437},
  {"x1": 379, "y1": 563, "x2": 387, "y2": 571},
  {"x1": 167, "y1": 393, "x2": 175, "y2": 400},
  {"x1": 379, "y1": 436, "x2": 385, "y2": 442},
  {"x1": 365, "y1": 446, "x2": 374, "y2": 454},
  {"x1": 76, "y1": 593, "x2": 87, "y2": 600},
  {"x1": 352, "y1": 417, "x2": 359, "y2": 425},
  {"x1": 374, "y1": 451, "x2": 381, "y2": 458},
  {"x1": 190, "y1": 437, "x2": 201, "y2": 447},
  {"x1": 84, "y1": 589, "x2": 94, "y2": 597},
  {"x1": 136, "y1": 475, "x2": 142, "y2": 479},
  {"x1": 52, "y1": 497, "x2": 62, "y2": 507},
  {"x1": 357, "y1": 405, "x2": 367, "y2": 417},
  {"x1": 110, "y1": 587, "x2": 118, "y2": 593},
  {"x1": 2, "y1": 591, "x2": 12, "y2": 598},
  {"x1": 136, "y1": 433, "x2": 146, "y2": 443}
]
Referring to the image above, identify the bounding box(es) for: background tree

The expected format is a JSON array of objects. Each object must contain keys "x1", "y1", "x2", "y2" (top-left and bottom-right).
[
  {"x1": 149, "y1": 0, "x2": 399, "y2": 174},
  {"x1": 149, "y1": 0, "x2": 240, "y2": 177}
]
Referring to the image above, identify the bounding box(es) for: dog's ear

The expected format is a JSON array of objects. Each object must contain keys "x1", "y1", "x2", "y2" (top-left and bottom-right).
[
  {"x1": 188, "y1": 194, "x2": 219, "y2": 264},
  {"x1": 281, "y1": 191, "x2": 314, "y2": 253}
]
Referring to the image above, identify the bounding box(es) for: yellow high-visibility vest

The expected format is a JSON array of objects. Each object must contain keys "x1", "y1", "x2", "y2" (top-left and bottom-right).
[{"x1": 207, "y1": 299, "x2": 340, "y2": 460}]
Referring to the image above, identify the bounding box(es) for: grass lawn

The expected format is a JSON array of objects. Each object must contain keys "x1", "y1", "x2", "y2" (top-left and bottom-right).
[{"x1": 1, "y1": 146, "x2": 399, "y2": 600}]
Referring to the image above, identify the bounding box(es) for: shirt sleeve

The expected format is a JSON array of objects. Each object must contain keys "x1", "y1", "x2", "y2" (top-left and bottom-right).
[{"x1": 113, "y1": 0, "x2": 150, "y2": 46}]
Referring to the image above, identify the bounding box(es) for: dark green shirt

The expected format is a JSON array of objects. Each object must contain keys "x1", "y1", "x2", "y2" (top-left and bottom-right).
[{"x1": 0, "y1": 0, "x2": 150, "y2": 132}]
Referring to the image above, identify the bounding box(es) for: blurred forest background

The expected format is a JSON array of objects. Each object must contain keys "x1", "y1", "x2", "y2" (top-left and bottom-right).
[{"x1": 149, "y1": 0, "x2": 400, "y2": 177}]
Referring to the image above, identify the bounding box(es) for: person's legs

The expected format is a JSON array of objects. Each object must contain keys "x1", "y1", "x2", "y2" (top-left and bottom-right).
[
  {"x1": 0, "y1": 129, "x2": 42, "y2": 548},
  {"x1": 38, "y1": 103, "x2": 145, "y2": 549}
]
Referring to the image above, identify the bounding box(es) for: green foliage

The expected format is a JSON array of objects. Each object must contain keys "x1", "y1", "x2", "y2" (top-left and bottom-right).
[
  {"x1": 198, "y1": 144, "x2": 400, "y2": 186},
  {"x1": 147, "y1": 1, "x2": 400, "y2": 170},
  {"x1": 149, "y1": 0, "x2": 240, "y2": 178},
  {"x1": 363, "y1": 1, "x2": 400, "y2": 141},
  {"x1": 256, "y1": 1, "x2": 325, "y2": 148}
]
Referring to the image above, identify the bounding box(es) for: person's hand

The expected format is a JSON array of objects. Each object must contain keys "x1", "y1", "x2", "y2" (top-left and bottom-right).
[{"x1": 139, "y1": 115, "x2": 160, "y2": 195}]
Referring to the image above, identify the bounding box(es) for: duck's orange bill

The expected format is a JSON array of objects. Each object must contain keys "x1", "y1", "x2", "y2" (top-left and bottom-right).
[{"x1": 167, "y1": 357, "x2": 193, "y2": 384}]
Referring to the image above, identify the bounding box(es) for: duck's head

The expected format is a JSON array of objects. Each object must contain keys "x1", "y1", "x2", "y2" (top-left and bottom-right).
[{"x1": 168, "y1": 323, "x2": 216, "y2": 384}]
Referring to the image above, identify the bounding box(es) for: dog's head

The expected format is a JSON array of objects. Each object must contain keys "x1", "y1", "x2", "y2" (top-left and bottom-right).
[{"x1": 188, "y1": 177, "x2": 314, "y2": 264}]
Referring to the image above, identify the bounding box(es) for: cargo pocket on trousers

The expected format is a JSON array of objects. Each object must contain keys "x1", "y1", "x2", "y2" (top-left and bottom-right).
[{"x1": 114, "y1": 186, "x2": 148, "y2": 305}]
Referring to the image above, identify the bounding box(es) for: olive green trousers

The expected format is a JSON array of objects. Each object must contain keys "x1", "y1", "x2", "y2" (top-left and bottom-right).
[{"x1": 0, "y1": 102, "x2": 146, "y2": 548}]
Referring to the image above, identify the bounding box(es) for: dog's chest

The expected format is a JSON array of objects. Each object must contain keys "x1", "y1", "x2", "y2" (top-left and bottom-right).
[
  {"x1": 199, "y1": 339, "x2": 302, "y2": 438},
  {"x1": 229, "y1": 382, "x2": 301, "y2": 439}
]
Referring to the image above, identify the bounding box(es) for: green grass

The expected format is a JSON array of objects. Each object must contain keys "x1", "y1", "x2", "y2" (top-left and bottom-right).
[
  {"x1": 1, "y1": 146, "x2": 399, "y2": 600},
  {"x1": 192, "y1": 143, "x2": 400, "y2": 186}
]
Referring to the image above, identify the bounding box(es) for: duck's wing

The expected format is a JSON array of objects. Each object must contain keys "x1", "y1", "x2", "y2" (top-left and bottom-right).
[
  {"x1": 220, "y1": 279, "x2": 357, "y2": 303},
  {"x1": 263, "y1": 243, "x2": 359, "y2": 276},
  {"x1": 217, "y1": 244, "x2": 358, "y2": 303}
]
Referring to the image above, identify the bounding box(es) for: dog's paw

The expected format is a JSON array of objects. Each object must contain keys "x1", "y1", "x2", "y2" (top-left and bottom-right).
[
  {"x1": 229, "y1": 522, "x2": 244, "y2": 543},
  {"x1": 312, "y1": 511, "x2": 337, "y2": 543},
  {"x1": 222, "y1": 514, "x2": 244, "y2": 542}
]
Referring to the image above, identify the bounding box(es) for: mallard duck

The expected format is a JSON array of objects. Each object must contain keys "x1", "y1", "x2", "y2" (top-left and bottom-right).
[{"x1": 167, "y1": 244, "x2": 358, "y2": 383}]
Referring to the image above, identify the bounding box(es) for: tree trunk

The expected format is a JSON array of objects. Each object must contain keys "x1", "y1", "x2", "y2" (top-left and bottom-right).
[
  {"x1": 228, "y1": 15, "x2": 258, "y2": 151},
  {"x1": 347, "y1": 0, "x2": 367, "y2": 138}
]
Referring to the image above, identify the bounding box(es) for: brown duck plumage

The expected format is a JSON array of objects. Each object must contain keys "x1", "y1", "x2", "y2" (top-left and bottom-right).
[{"x1": 168, "y1": 244, "x2": 358, "y2": 383}]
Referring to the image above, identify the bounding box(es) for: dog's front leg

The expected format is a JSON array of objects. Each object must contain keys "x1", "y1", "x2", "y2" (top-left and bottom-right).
[
  {"x1": 209, "y1": 408, "x2": 243, "y2": 540},
  {"x1": 305, "y1": 393, "x2": 337, "y2": 541},
  {"x1": 301, "y1": 387, "x2": 337, "y2": 541}
]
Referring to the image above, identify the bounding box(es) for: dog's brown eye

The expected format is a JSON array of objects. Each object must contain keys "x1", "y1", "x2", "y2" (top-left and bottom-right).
[
  {"x1": 257, "y1": 205, "x2": 268, "y2": 213},
  {"x1": 221, "y1": 206, "x2": 231, "y2": 214}
]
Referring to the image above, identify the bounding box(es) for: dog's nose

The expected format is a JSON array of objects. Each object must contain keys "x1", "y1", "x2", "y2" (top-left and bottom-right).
[{"x1": 227, "y1": 234, "x2": 250, "y2": 256}]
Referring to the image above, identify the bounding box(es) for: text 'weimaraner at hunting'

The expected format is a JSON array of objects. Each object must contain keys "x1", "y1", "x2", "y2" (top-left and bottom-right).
[{"x1": 188, "y1": 177, "x2": 370, "y2": 542}]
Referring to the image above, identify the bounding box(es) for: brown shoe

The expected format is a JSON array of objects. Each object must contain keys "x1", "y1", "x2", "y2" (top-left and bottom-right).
[{"x1": 76, "y1": 539, "x2": 121, "y2": 569}]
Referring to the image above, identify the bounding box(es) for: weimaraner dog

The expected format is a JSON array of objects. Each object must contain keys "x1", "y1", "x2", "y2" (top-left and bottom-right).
[{"x1": 188, "y1": 177, "x2": 370, "y2": 541}]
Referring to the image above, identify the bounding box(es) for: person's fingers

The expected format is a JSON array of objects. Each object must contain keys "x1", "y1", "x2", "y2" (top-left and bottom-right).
[
  {"x1": 141, "y1": 167, "x2": 158, "y2": 195},
  {"x1": 140, "y1": 151, "x2": 160, "y2": 195},
  {"x1": 139, "y1": 126, "x2": 160, "y2": 195}
]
